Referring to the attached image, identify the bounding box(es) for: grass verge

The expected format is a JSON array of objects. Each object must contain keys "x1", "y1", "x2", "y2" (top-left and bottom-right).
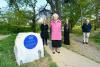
[{"x1": 0, "y1": 34, "x2": 57, "y2": 67}]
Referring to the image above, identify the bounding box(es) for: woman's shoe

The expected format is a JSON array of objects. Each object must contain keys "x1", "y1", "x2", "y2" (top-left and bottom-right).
[
  {"x1": 52, "y1": 52, "x2": 55, "y2": 54},
  {"x1": 57, "y1": 51, "x2": 60, "y2": 53},
  {"x1": 56, "y1": 50, "x2": 60, "y2": 53}
]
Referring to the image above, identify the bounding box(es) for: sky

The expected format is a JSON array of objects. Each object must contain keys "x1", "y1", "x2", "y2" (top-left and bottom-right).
[
  {"x1": 36, "y1": 0, "x2": 50, "y2": 10},
  {"x1": 0, "y1": 0, "x2": 8, "y2": 8}
]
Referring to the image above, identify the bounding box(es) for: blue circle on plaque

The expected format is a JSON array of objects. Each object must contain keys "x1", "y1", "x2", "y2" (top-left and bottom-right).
[{"x1": 24, "y1": 35, "x2": 38, "y2": 49}]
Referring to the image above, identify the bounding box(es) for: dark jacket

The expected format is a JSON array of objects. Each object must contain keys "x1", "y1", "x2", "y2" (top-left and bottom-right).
[
  {"x1": 40, "y1": 24, "x2": 49, "y2": 38},
  {"x1": 82, "y1": 23, "x2": 92, "y2": 32},
  {"x1": 64, "y1": 23, "x2": 70, "y2": 33}
]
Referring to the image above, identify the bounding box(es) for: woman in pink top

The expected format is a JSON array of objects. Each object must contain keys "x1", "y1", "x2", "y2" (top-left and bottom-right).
[{"x1": 50, "y1": 13, "x2": 62, "y2": 54}]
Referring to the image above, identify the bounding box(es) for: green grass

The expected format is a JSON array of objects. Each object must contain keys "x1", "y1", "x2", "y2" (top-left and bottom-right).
[
  {"x1": 0, "y1": 23, "x2": 42, "y2": 34},
  {"x1": 95, "y1": 28, "x2": 100, "y2": 31},
  {"x1": 0, "y1": 24, "x2": 32, "y2": 34},
  {"x1": 0, "y1": 34, "x2": 57, "y2": 67},
  {"x1": 0, "y1": 34, "x2": 18, "y2": 67},
  {"x1": 50, "y1": 62, "x2": 58, "y2": 67},
  {"x1": 90, "y1": 33, "x2": 100, "y2": 45}
]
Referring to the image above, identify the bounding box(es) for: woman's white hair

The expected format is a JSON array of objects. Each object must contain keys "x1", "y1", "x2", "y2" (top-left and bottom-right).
[{"x1": 52, "y1": 13, "x2": 59, "y2": 19}]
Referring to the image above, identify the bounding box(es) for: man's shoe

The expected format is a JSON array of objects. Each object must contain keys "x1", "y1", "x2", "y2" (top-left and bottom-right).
[
  {"x1": 83, "y1": 42, "x2": 85, "y2": 44},
  {"x1": 86, "y1": 42, "x2": 88, "y2": 44}
]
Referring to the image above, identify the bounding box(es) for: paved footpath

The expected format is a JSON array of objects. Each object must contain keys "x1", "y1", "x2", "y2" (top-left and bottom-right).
[
  {"x1": 70, "y1": 34, "x2": 100, "y2": 63},
  {"x1": 45, "y1": 45, "x2": 100, "y2": 67},
  {"x1": 0, "y1": 35, "x2": 10, "y2": 40}
]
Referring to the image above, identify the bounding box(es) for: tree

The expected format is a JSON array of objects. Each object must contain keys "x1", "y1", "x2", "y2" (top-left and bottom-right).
[
  {"x1": 46, "y1": 0, "x2": 62, "y2": 18},
  {"x1": 38, "y1": 4, "x2": 51, "y2": 19},
  {"x1": 7, "y1": 0, "x2": 37, "y2": 32},
  {"x1": 93, "y1": 0, "x2": 100, "y2": 30},
  {"x1": 7, "y1": 0, "x2": 19, "y2": 11},
  {"x1": 62, "y1": 0, "x2": 97, "y2": 30},
  {"x1": 62, "y1": 0, "x2": 81, "y2": 29}
]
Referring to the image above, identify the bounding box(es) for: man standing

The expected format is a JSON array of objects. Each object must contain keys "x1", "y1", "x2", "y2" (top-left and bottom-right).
[{"x1": 82, "y1": 19, "x2": 92, "y2": 44}]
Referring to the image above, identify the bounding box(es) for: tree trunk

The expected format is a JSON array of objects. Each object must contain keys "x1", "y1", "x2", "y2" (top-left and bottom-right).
[
  {"x1": 55, "y1": 0, "x2": 62, "y2": 18},
  {"x1": 32, "y1": 17, "x2": 36, "y2": 32},
  {"x1": 31, "y1": 0, "x2": 37, "y2": 32},
  {"x1": 46, "y1": 0, "x2": 62, "y2": 18},
  {"x1": 94, "y1": 0, "x2": 100, "y2": 30},
  {"x1": 32, "y1": 7, "x2": 36, "y2": 32}
]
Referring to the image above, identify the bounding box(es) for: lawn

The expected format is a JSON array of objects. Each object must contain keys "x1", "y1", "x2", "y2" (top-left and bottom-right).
[
  {"x1": 90, "y1": 33, "x2": 100, "y2": 45},
  {"x1": 0, "y1": 34, "x2": 57, "y2": 67}
]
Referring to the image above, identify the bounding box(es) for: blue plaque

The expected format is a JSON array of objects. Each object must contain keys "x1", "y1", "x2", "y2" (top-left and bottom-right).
[{"x1": 24, "y1": 35, "x2": 38, "y2": 49}]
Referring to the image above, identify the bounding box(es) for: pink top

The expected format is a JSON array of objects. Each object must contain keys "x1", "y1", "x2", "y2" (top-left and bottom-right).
[{"x1": 50, "y1": 19, "x2": 62, "y2": 40}]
